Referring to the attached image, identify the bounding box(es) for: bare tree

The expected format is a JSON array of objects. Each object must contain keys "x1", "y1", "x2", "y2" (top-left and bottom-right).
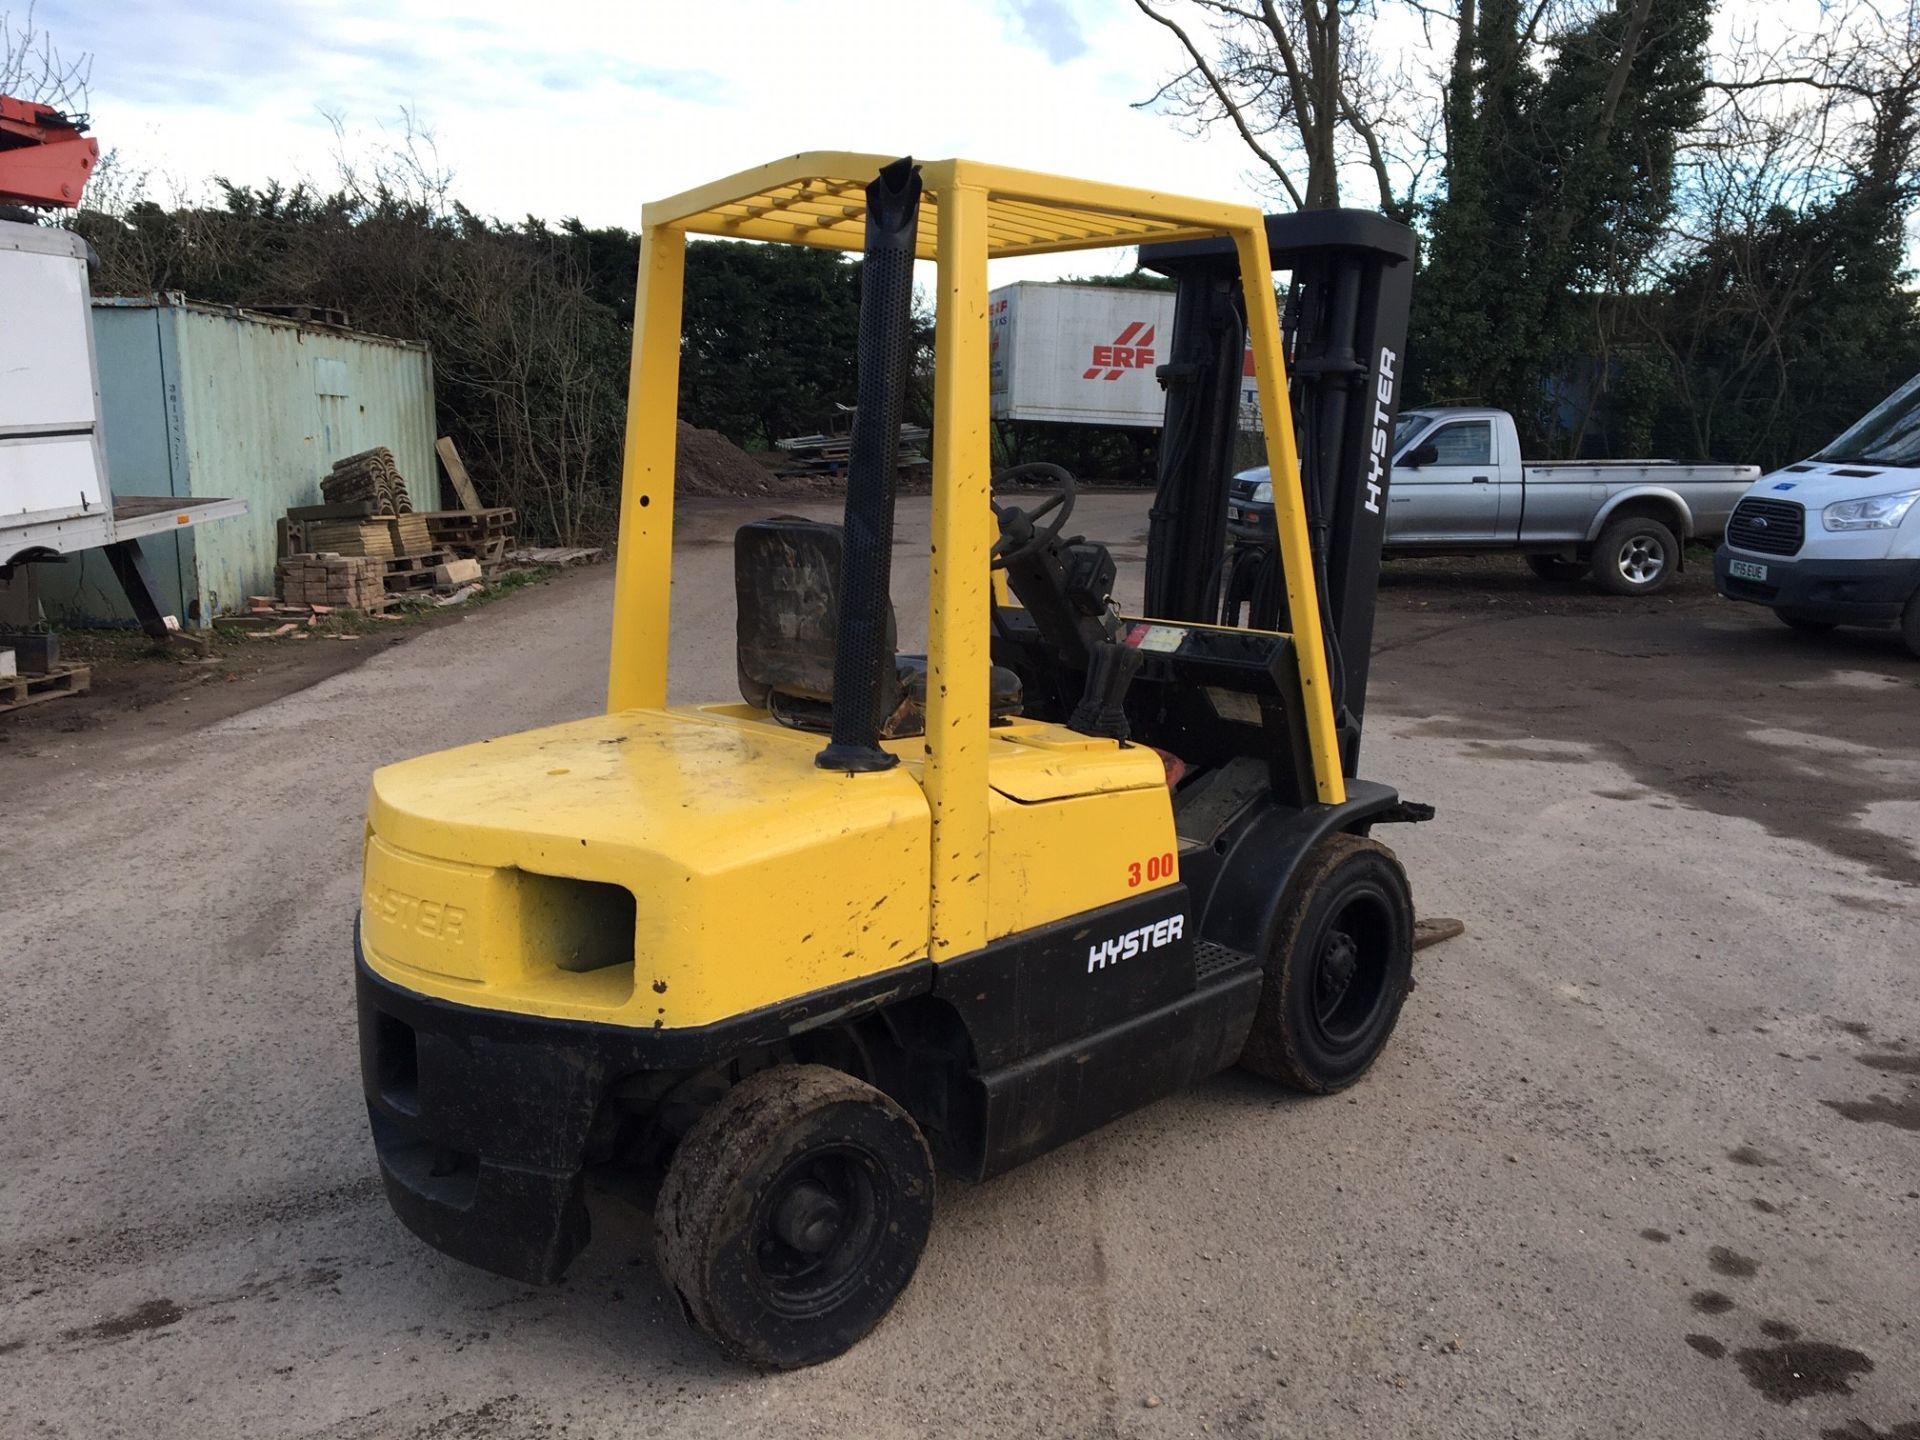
[
  {"x1": 1133, "y1": 0, "x2": 1407, "y2": 211},
  {"x1": 1645, "y1": 0, "x2": 1920, "y2": 462},
  {"x1": 1, "y1": 4, "x2": 89, "y2": 111},
  {"x1": 1652, "y1": 33, "x2": 1835, "y2": 455}
]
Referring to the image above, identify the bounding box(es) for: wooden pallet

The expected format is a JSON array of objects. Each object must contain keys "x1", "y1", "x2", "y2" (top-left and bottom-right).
[
  {"x1": 382, "y1": 550, "x2": 448, "y2": 574},
  {"x1": 383, "y1": 568, "x2": 440, "y2": 594},
  {"x1": 0, "y1": 663, "x2": 91, "y2": 714},
  {"x1": 422, "y1": 506, "x2": 515, "y2": 528},
  {"x1": 427, "y1": 535, "x2": 512, "y2": 570},
  {"x1": 424, "y1": 511, "x2": 515, "y2": 567}
]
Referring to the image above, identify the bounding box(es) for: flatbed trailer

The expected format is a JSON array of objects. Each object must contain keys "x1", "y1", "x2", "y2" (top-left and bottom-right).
[{"x1": 1, "y1": 220, "x2": 245, "y2": 638}]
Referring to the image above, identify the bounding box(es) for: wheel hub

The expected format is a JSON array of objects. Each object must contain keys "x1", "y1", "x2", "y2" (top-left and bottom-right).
[
  {"x1": 1317, "y1": 930, "x2": 1359, "y2": 1017},
  {"x1": 772, "y1": 1179, "x2": 845, "y2": 1255},
  {"x1": 1618, "y1": 533, "x2": 1665, "y2": 584}
]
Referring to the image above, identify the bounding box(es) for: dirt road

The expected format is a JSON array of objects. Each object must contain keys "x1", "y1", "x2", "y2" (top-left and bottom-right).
[{"x1": 3, "y1": 494, "x2": 1916, "y2": 1439}]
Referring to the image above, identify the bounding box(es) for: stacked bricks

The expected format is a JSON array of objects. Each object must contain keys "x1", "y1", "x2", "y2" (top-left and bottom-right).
[
  {"x1": 306, "y1": 520, "x2": 395, "y2": 558},
  {"x1": 277, "y1": 553, "x2": 388, "y2": 610}
]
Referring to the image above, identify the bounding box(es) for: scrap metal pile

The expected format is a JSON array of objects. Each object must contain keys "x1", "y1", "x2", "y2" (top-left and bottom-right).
[{"x1": 776, "y1": 405, "x2": 930, "y2": 479}]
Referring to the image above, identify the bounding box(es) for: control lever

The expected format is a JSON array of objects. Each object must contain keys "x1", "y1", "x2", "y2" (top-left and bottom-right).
[{"x1": 1069, "y1": 640, "x2": 1143, "y2": 741}]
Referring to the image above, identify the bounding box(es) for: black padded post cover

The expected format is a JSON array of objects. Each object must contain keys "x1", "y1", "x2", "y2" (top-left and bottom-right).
[{"x1": 817, "y1": 156, "x2": 922, "y2": 773}]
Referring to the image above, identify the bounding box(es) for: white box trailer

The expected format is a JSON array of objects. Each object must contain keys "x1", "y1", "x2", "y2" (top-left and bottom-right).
[
  {"x1": 988, "y1": 281, "x2": 1263, "y2": 430},
  {"x1": 1, "y1": 220, "x2": 244, "y2": 637}
]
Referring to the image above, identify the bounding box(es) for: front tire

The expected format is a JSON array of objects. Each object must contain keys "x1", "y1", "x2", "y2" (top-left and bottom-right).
[
  {"x1": 1240, "y1": 834, "x2": 1415, "y2": 1093},
  {"x1": 1592, "y1": 515, "x2": 1678, "y2": 595},
  {"x1": 1903, "y1": 589, "x2": 1920, "y2": 659},
  {"x1": 655, "y1": 1064, "x2": 934, "y2": 1369}
]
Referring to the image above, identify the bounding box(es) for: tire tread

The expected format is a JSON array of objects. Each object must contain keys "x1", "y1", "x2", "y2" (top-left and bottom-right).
[
  {"x1": 1240, "y1": 833, "x2": 1413, "y2": 1094},
  {"x1": 654, "y1": 1063, "x2": 930, "y2": 1368}
]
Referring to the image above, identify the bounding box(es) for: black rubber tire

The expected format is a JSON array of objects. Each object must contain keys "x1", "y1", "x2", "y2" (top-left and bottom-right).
[
  {"x1": 1591, "y1": 515, "x2": 1679, "y2": 595},
  {"x1": 1773, "y1": 608, "x2": 1836, "y2": 634},
  {"x1": 1240, "y1": 833, "x2": 1415, "y2": 1093},
  {"x1": 654, "y1": 1064, "x2": 933, "y2": 1369},
  {"x1": 1526, "y1": 553, "x2": 1588, "y2": 582},
  {"x1": 1903, "y1": 590, "x2": 1920, "y2": 659}
]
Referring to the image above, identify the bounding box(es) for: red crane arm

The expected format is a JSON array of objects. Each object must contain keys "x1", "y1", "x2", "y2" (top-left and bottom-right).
[{"x1": 0, "y1": 96, "x2": 99, "y2": 208}]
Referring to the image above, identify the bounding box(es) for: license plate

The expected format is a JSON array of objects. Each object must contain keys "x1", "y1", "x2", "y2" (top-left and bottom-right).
[{"x1": 1729, "y1": 559, "x2": 1768, "y2": 582}]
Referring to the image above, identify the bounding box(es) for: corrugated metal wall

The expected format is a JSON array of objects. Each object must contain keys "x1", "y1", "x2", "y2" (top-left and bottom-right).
[{"x1": 41, "y1": 297, "x2": 436, "y2": 625}]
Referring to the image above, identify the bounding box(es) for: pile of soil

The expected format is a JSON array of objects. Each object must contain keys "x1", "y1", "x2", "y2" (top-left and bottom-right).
[
  {"x1": 675, "y1": 421, "x2": 768, "y2": 495},
  {"x1": 676, "y1": 422, "x2": 803, "y2": 498}
]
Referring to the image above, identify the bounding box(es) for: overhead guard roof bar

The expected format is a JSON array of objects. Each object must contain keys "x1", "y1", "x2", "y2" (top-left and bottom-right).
[{"x1": 640, "y1": 153, "x2": 1247, "y2": 261}]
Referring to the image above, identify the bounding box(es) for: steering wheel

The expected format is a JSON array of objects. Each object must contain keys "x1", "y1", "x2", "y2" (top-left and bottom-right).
[{"x1": 990, "y1": 463, "x2": 1077, "y2": 568}]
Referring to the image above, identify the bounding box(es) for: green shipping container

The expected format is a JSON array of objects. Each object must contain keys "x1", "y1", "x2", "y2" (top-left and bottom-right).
[{"x1": 41, "y1": 294, "x2": 436, "y2": 626}]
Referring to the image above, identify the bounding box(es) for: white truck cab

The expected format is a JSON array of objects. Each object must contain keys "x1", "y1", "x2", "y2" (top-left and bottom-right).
[{"x1": 1714, "y1": 374, "x2": 1920, "y2": 656}]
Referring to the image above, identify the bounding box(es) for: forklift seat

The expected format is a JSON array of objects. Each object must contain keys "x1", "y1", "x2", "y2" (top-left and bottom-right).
[{"x1": 735, "y1": 517, "x2": 1021, "y2": 737}]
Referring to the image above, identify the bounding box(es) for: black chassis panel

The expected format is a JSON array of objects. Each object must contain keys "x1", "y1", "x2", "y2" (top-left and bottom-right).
[
  {"x1": 355, "y1": 933, "x2": 930, "y2": 1285},
  {"x1": 357, "y1": 779, "x2": 1412, "y2": 1281}
]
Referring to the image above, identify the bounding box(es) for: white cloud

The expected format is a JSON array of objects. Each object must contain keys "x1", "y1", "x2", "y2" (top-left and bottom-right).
[
  {"x1": 56, "y1": 0, "x2": 1856, "y2": 282},
  {"x1": 56, "y1": 0, "x2": 1294, "y2": 280}
]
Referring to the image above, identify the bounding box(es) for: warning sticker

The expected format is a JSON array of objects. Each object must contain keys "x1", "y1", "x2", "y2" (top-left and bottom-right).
[{"x1": 1124, "y1": 624, "x2": 1186, "y2": 654}]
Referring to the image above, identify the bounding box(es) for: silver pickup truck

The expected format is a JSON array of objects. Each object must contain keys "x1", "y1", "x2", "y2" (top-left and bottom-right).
[{"x1": 1229, "y1": 405, "x2": 1759, "y2": 594}]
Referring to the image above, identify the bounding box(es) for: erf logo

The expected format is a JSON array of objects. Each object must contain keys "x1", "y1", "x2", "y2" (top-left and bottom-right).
[
  {"x1": 1087, "y1": 913, "x2": 1185, "y2": 973},
  {"x1": 1084, "y1": 322, "x2": 1157, "y2": 381},
  {"x1": 1365, "y1": 347, "x2": 1400, "y2": 516}
]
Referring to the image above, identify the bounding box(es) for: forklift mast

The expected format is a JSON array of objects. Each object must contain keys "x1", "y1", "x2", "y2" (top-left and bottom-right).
[{"x1": 1141, "y1": 211, "x2": 1416, "y2": 774}]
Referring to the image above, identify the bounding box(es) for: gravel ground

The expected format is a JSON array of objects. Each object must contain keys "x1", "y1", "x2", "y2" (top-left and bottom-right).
[{"x1": 2, "y1": 493, "x2": 1916, "y2": 1439}]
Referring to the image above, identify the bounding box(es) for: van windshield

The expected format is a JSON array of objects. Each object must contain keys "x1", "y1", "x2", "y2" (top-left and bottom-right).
[{"x1": 1815, "y1": 372, "x2": 1920, "y2": 466}]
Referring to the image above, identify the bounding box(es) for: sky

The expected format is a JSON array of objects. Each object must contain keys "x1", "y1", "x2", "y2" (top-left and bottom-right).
[
  {"x1": 36, "y1": 0, "x2": 1826, "y2": 283},
  {"x1": 42, "y1": 0, "x2": 1335, "y2": 283}
]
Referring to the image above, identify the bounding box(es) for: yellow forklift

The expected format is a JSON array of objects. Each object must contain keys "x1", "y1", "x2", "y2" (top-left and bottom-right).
[{"x1": 356, "y1": 154, "x2": 1427, "y2": 1368}]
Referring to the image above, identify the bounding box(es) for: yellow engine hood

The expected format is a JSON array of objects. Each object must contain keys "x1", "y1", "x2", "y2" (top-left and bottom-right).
[{"x1": 362, "y1": 706, "x2": 932, "y2": 1027}]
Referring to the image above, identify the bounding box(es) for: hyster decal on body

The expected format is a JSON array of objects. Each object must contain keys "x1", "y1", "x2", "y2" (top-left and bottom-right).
[
  {"x1": 1365, "y1": 346, "x2": 1399, "y2": 515},
  {"x1": 365, "y1": 884, "x2": 467, "y2": 944},
  {"x1": 1087, "y1": 913, "x2": 1185, "y2": 973}
]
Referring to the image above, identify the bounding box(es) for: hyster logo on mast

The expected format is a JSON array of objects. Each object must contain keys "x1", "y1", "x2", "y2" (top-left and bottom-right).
[
  {"x1": 1084, "y1": 322, "x2": 1157, "y2": 381},
  {"x1": 1365, "y1": 347, "x2": 1400, "y2": 515}
]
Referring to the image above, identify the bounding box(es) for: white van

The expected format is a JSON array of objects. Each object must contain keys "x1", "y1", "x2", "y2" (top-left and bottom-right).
[{"x1": 1715, "y1": 374, "x2": 1920, "y2": 656}]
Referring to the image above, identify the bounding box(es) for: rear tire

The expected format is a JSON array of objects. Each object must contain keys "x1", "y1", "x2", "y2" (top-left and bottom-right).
[
  {"x1": 1592, "y1": 515, "x2": 1678, "y2": 595},
  {"x1": 1527, "y1": 553, "x2": 1588, "y2": 582},
  {"x1": 655, "y1": 1064, "x2": 934, "y2": 1369},
  {"x1": 1240, "y1": 834, "x2": 1415, "y2": 1093},
  {"x1": 1773, "y1": 608, "x2": 1836, "y2": 634}
]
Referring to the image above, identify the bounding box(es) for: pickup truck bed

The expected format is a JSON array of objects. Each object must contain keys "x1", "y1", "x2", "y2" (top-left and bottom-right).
[{"x1": 1228, "y1": 406, "x2": 1758, "y2": 594}]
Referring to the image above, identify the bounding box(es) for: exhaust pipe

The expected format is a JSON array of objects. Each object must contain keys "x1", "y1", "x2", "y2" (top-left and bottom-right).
[{"x1": 817, "y1": 156, "x2": 922, "y2": 773}]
